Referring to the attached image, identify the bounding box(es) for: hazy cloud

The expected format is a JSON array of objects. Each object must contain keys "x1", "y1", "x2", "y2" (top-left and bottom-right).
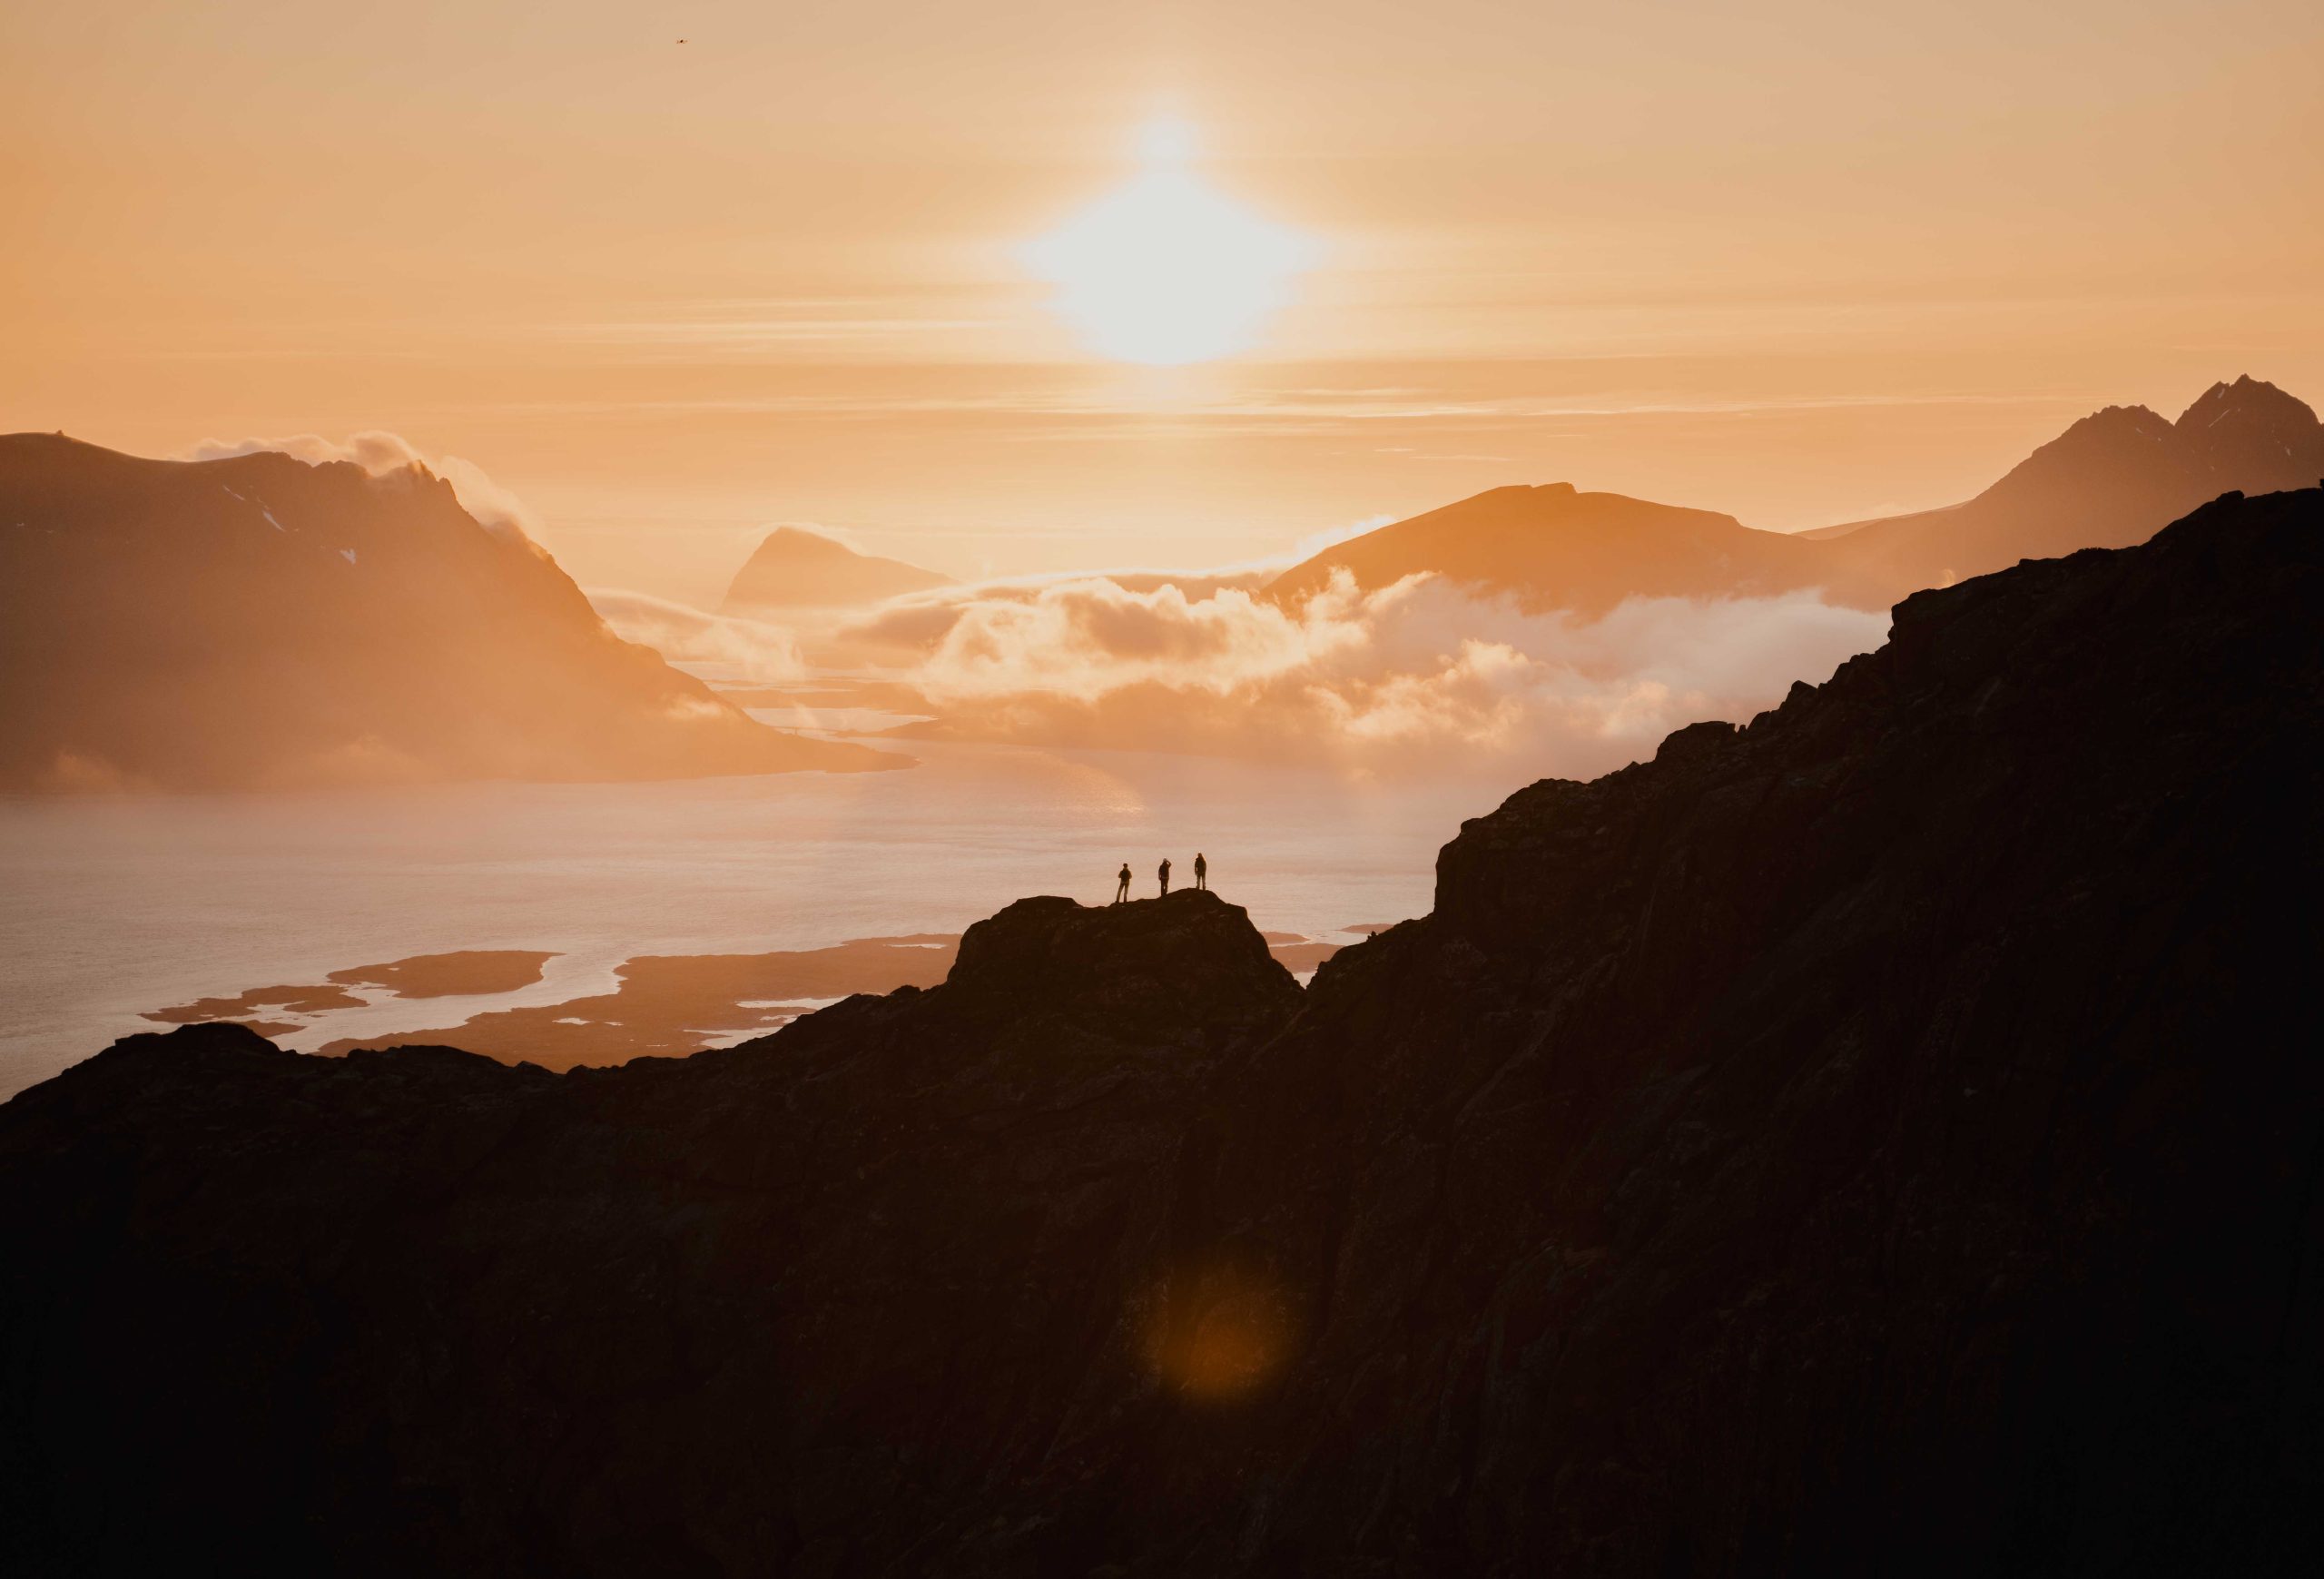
[
  {"x1": 586, "y1": 590, "x2": 808, "y2": 685},
  {"x1": 1286, "y1": 511, "x2": 1397, "y2": 560},
  {"x1": 840, "y1": 566, "x2": 1281, "y2": 654}
]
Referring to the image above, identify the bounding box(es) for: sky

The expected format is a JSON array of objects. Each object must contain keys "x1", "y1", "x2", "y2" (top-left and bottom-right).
[{"x1": 5, "y1": 0, "x2": 2321, "y2": 606}]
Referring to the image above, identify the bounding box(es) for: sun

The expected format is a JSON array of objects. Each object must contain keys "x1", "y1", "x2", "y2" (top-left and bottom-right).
[{"x1": 1023, "y1": 119, "x2": 1318, "y2": 366}]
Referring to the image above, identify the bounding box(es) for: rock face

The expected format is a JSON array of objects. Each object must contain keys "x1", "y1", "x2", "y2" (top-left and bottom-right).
[
  {"x1": 0, "y1": 436, "x2": 891, "y2": 789},
  {"x1": 1225, "y1": 483, "x2": 2324, "y2": 1574},
  {"x1": 1265, "y1": 377, "x2": 2324, "y2": 618},
  {"x1": 3, "y1": 489, "x2": 2320, "y2": 1575},
  {"x1": 722, "y1": 524, "x2": 950, "y2": 611}
]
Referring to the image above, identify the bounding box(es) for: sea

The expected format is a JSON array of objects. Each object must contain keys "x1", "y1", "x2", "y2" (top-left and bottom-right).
[{"x1": 0, "y1": 730, "x2": 1507, "y2": 1098}]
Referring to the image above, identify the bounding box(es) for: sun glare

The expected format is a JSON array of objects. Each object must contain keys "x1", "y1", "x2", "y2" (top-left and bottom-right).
[{"x1": 1024, "y1": 119, "x2": 1318, "y2": 366}]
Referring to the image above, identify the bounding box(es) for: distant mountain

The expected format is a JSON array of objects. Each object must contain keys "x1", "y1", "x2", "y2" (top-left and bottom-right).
[
  {"x1": 1267, "y1": 376, "x2": 2324, "y2": 614},
  {"x1": 1814, "y1": 375, "x2": 2324, "y2": 589},
  {"x1": 5, "y1": 486, "x2": 2317, "y2": 1573},
  {"x1": 0, "y1": 436, "x2": 892, "y2": 791},
  {"x1": 2179, "y1": 374, "x2": 2324, "y2": 492},
  {"x1": 722, "y1": 525, "x2": 950, "y2": 611},
  {"x1": 1265, "y1": 482, "x2": 1879, "y2": 617}
]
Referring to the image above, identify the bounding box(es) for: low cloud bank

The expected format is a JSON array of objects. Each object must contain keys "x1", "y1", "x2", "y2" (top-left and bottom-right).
[
  {"x1": 862, "y1": 570, "x2": 1887, "y2": 776},
  {"x1": 587, "y1": 590, "x2": 807, "y2": 685},
  {"x1": 833, "y1": 567, "x2": 1279, "y2": 657},
  {"x1": 183, "y1": 431, "x2": 538, "y2": 542}
]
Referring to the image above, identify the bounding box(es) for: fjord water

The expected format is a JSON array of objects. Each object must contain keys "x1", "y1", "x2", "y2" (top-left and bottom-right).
[{"x1": 0, "y1": 740, "x2": 1487, "y2": 1097}]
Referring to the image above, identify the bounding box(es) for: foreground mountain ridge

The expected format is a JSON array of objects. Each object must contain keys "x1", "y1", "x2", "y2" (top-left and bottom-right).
[
  {"x1": 2, "y1": 486, "x2": 2319, "y2": 1574},
  {"x1": 0, "y1": 435, "x2": 891, "y2": 790}
]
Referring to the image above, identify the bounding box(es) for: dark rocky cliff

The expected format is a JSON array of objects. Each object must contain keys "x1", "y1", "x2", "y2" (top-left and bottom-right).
[{"x1": 2, "y1": 489, "x2": 2319, "y2": 1575}]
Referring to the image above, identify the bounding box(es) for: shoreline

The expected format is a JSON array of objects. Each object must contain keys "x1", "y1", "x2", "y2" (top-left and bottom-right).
[{"x1": 115, "y1": 916, "x2": 1381, "y2": 1077}]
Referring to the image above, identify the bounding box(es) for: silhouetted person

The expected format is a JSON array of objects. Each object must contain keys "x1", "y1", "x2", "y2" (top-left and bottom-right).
[
  {"x1": 1194, "y1": 852, "x2": 1207, "y2": 891},
  {"x1": 1158, "y1": 858, "x2": 1171, "y2": 897},
  {"x1": 1113, "y1": 863, "x2": 1131, "y2": 904}
]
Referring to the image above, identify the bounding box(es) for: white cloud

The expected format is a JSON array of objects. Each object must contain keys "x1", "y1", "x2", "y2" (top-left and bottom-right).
[{"x1": 871, "y1": 569, "x2": 1887, "y2": 776}]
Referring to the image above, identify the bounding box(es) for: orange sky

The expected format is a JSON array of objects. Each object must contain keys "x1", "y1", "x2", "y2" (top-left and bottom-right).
[{"x1": 6, "y1": 1, "x2": 2321, "y2": 604}]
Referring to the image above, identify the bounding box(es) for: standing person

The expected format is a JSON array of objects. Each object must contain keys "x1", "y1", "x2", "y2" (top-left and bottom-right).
[
  {"x1": 1113, "y1": 863, "x2": 1131, "y2": 904},
  {"x1": 1157, "y1": 857, "x2": 1171, "y2": 897},
  {"x1": 1193, "y1": 852, "x2": 1207, "y2": 892}
]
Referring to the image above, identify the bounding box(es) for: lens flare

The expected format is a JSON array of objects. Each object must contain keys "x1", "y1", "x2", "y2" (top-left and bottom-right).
[
  {"x1": 1024, "y1": 119, "x2": 1318, "y2": 366},
  {"x1": 1140, "y1": 1258, "x2": 1300, "y2": 1400}
]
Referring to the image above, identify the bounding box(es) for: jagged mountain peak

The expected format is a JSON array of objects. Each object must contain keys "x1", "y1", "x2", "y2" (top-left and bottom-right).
[
  {"x1": 1956, "y1": 400, "x2": 2198, "y2": 521},
  {"x1": 2175, "y1": 372, "x2": 2318, "y2": 432},
  {"x1": 2027, "y1": 400, "x2": 2177, "y2": 453},
  {"x1": 2173, "y1": 374, "x2": 2324, "y2": 492}
]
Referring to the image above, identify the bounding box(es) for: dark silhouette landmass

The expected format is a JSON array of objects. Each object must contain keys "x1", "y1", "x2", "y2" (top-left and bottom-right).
[
  {"x1": 1268, "y1": 375, "x2": 2324, "y2": 616},
  {"x1": 2, "y1": 487, "x2": 2319, "y2": 1574},
  {"x1": 721, "y1": 524, "x2": 951, "y2": 612},
  {"x1": 0, "y1": 436, "x2": 895, "y2": 790}
]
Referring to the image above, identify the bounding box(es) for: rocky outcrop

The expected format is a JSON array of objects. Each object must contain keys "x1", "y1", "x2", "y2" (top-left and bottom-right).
[
  {"x1": 2, "y1": 489, "x2": 2319, "y2": 1575},
  {"x1": 0, "y1": 436, "x2": 891, "y2": 789}
]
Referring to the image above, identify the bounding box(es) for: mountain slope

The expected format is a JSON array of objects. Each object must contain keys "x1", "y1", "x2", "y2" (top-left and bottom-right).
[
  {"x1": 721, "y1": 525, "x2": 950, "y2": 611},
  {"x1": 1, "y1": 487, "x2": 2318, "y2": 1574},
  {"x1": 1813, "y1": 375, "x2": 2324, "y2": 588},
  {"x1": 1265, "y1": 481, "x2": 1873, "y2": 616},
  {"x1": 0, "y1": 436, "x2": 891, "y2": 789},
  {"x1": 1267, "y1": 377, "x2": 2322, "y2": 617}
]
